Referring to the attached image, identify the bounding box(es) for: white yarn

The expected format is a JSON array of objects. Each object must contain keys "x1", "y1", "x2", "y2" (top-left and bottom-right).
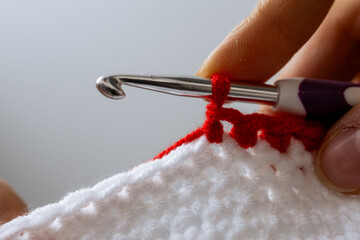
[{"x1": 1, "y1": 134, "x2": 360, "y2": 239}]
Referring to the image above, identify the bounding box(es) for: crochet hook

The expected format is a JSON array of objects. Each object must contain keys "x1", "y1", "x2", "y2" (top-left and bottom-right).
[{"x1": 96, "y1": 75, "x2": 360, "y2": 117}]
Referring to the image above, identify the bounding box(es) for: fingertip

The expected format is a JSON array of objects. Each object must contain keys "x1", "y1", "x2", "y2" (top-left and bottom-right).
[{"x1": 195, "y1": 65, "x2": 209, "y2": 79}]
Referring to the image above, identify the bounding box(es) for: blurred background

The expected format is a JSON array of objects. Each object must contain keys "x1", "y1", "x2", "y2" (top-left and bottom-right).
[{"x1": 0, "y1": 0, "x2": 257, "y2": 208}]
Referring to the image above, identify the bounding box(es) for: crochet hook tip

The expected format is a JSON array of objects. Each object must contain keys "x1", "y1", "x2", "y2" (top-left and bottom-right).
[{"x1": 96, "y1": 76, "x2": 125, "y2": 100}]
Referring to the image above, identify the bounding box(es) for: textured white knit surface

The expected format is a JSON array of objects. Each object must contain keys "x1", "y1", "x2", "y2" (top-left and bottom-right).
[{"x1": 1, "y1": 134, "x2": 360, "y2": 239}]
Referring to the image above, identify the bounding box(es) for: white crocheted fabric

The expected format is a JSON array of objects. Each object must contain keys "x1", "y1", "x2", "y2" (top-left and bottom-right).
[{"x1": 1, "y1": 134, "x2": 360, "y2": 239}]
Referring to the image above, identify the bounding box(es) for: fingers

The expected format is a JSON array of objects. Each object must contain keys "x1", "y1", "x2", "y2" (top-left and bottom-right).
[
  {"x1": 0, "y1": 179, "x2": 27, "y2": 223},
  {"x1": 277, "y1": 0, "x2": 360, "y2": 194},
  {"x1": 196, "y1": 0, "x2": 334, "y2": 82},
  {"x1": 279, "y1": 0, "x2": 360, "y2": 81},
  {"x1": 315, "y1": 103, "x2": 360, "y2": 194}
]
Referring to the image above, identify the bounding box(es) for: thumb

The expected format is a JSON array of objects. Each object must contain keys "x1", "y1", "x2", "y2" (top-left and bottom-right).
[{"x1": 316, "y1": 103, "x2": 360, "y2": 194}]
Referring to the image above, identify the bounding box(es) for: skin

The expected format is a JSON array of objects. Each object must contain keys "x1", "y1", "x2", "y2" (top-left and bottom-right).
[
  {"x1": 0, "y1": 179, "x2": 27, "y2": 223},
  {"x1": 1, "y1": 0, "x2": 360, "y2": 222},
  {"x1": 197, "y1": 0, "x2": 360, "y2": 193},
  {"x1": 197, "y1": 0, "x2": 335, "y2": 82}
]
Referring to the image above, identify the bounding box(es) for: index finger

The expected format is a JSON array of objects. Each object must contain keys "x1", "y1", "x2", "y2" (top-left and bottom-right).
[{"x1": 196, "y1": 0, "x2": 334, "y2": 83}]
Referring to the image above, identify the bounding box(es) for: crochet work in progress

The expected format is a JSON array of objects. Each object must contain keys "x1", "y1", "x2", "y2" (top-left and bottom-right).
[{"x1": 1, "y1": 75, "x2": 360, "y2": 239}]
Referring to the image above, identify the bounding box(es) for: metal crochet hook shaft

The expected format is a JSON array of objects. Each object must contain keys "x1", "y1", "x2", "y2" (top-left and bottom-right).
[
  {"x1": 96, "y1": 75, "x2": 278, "y2": 105},
  {"x1": 96, "y1": 74, "x2": 360, "y2": 117}
]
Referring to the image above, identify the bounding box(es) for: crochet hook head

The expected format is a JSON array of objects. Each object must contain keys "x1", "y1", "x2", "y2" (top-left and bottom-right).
[
  {"x1": 96, "y1": 75, "x2": 215, "y2": 100},
  {"x1": 96, "y1": 76, "x2": 126, "y2": 99}
]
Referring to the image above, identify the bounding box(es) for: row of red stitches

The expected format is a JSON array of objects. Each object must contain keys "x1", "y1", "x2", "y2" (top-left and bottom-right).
[{"x1": 204, "y1": 74, "x2": 326, "y2": 152}]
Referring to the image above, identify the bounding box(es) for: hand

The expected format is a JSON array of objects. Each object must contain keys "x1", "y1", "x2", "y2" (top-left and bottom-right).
[
  {"x1": 197, "y1": 0, "x2": 360, "y2": 193},
  {"x1": 0, "y1": 179, "x2": 27, "y2": 223}
]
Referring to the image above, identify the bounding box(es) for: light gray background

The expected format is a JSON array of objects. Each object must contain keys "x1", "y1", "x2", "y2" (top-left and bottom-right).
[{"x1": 0, "y1": 0, "x2": 257, "y2": 208}]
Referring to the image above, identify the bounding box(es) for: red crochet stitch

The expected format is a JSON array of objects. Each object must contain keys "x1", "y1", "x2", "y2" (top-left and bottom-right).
[{"x1": 154, "y1": 74, "x2": 326, "y2": 160}]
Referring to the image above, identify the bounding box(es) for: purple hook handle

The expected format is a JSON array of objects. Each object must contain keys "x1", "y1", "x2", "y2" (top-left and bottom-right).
[
  {"x1": 275, "y1": 78, "x2": 360, "y2": 118},
  {"x1": 299, "y1": 78, "x2": 360, "y2": 117}
]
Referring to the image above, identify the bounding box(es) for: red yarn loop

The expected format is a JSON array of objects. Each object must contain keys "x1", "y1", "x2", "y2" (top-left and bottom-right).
[
  {"x1": 210, "y1": 74, "x2": 230, "y2": 108},
  {"x1": 203, "y1": 75, "x2": 231, "y2": 143},
  {"x1": 154, "y1": 75, "x2": 326, "y2": 160}
]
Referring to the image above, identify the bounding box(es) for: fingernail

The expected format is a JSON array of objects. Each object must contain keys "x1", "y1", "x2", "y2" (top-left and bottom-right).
[{"x1": 320, "y1": 128, "x2": 360, "y2": 189}]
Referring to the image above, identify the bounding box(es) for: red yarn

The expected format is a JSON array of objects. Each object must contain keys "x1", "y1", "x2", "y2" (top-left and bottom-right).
[
  {"x1": 153, "y1": 128, "x2": 204, "y2": 160},
  {"x1": 153, "y1": 74, "x2": 326, "y2": 160},
  {"x1": 203, "y1": 74, "x2": 230, "y2": 143}
]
